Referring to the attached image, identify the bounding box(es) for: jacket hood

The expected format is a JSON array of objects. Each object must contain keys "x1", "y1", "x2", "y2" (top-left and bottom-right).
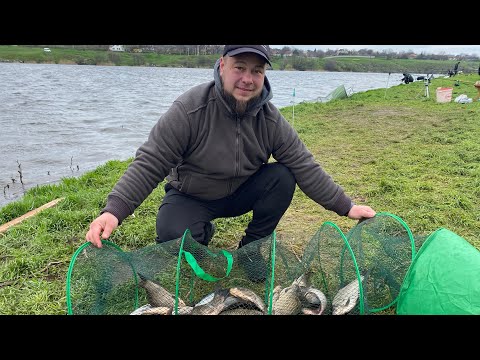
[{"x1": 213, "y1": 58, "x2": 273, "y2": 115}]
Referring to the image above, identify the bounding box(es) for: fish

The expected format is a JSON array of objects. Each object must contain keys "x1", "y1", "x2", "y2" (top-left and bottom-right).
[
  {"x1": 171, "y1": 306, "x2": 195, "y2": 315},
  {"x1": 272, "y1": 283, "x2": 302, "y2": 315},
  {"x1": 292, "y1": 270, "x2": 312, "y2": 288},
  {"x1": 332, "y1": 275, "x2": 364, "y2": 315},
  {"x1": 192, "y1": 286, "x2": 266, "y2": 315},
  {"x1": 195, "y1": 288, "x2": 238, "y2": 306},
  {"x1": 131, "y1": 305, "x2": 195, "y2": 315},
  {"x1": 195, "y1": 291, "x2": 216, "y2": 307},
  {"x1": 299, "y1": 287, "x2": 328, "y2": 315},
  {"x1": 271, "y1": 272, "x2": 312, "y2": 315},
  {"x1": 130, "y1": 303, "x2": 155, "y2": 315},
  {"x1": 228, "y1": 287, "x2": 266, "y2": 314},
  {"x1": 189, "y1": 288, "x2": 231, "y2": 315},
  {"x1": 137, "y1": 272, "x2": 186, "y2": 308},
  {"x1": 140, "y1": 306, "x2": 173, "y2": 315},
  {"x1": 219, "y1": 308, "x2": 265, "y2": 315}
]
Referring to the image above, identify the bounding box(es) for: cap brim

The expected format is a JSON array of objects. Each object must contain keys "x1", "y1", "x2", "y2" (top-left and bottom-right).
[{"x1": 226, "y1": 47, "x2": 272, "y2": 66}]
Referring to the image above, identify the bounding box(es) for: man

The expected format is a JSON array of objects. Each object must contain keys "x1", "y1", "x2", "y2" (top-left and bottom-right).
[
  {"x1": 86, "y1": 45, "x2": 375, "y2": 281},
  {"x1": 401, "y1": 73, "x2": 414, "y2": 84}
]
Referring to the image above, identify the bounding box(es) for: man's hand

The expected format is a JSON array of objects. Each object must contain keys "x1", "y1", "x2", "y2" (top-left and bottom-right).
[
  {"x1": 347, "y1": 205, "x2": 376, "y2": 220},
  {"x1": 85, "y1": 212, "x2": 119, "y2": 248}
]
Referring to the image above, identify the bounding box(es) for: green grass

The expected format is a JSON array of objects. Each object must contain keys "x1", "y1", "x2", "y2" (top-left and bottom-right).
[
  {"x1": 0, "y1": 45, "x2": 220, "y2": 68},
  {"x1": 2, "y1": 45, "x2": 479, "y2": 73},
  {"x1": 1, "y1": 73, "x2": 479, "y2": 314}
]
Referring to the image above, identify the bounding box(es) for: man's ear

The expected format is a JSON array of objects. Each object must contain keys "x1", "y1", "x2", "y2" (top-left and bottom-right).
[{"x1": 219, "y1": 56, "x2": 225, "y2": 75}]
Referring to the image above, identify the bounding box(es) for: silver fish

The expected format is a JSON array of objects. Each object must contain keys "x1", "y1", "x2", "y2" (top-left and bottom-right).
[
  {"x1": 300, "y1": 287, "x2": 328, "y2": 315},
  {"x1": 220, "y1": 308, "x2": 265, "y2": 315},
  {"x1": 190, "y1": 288, "x2": 231, "y2": 315},
  {"x1": 271, "y1": 285, "x2": 282, "y2": 305},
  {"x1": 131, "y1": 305, "x2": 195, "y2": 315},
  {"x1": 140, "y1": 306, "x2": 173, "y2": 315},
  {"x1": 130, "y1": 304, "x2": 155, "y2": 315},
  {"x1": 195, "y1": 288, "x2": 238, "y2": 306},
  {"x1": 332, "y1": 275, "x2": 364, "y2": 315},
  {"x1": 272, "y1": 284, "x2": 302, "y2": 315},
  {"x1": 137, "y1": 272, "x2": 186, "y2": 308},
  {"x1": 195, "y1": 291, "x2": 216, "y2": 307},
  {"x1": 271, "y1": 272, "x2": 310, "y2": 315},
  {"x1": 228, "y1": 287, "x2": 266, "y2": 313},
  {"x1": 171, "y1": 306, "x2": 195, "y2": 315}
]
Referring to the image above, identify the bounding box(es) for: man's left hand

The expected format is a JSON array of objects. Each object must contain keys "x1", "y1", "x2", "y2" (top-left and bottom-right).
[{"x1": 347, "y1": 205, "x2": 376, "y2": 220}]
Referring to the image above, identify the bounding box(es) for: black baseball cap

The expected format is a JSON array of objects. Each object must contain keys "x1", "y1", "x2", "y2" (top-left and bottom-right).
[{"x1": 223, "y1": 45, "x2": 272, "y2": 66}]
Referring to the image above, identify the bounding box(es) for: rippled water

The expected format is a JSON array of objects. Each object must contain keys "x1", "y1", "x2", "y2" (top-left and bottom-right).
[{"x1": 0, "y1": 63, "x2": 404, "y2": 209}]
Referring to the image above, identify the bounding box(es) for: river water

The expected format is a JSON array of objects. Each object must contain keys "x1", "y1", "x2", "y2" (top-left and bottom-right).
[{"x1": 0, "y1": 62, "x2": 404, "y2": 209}]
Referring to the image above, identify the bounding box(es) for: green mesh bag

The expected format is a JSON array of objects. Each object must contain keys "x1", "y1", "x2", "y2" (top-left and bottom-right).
[
  {"x1": 344, "y1": 212, "x2": 418, "y2": 314},
  {"x1": 301, "y1": 212, "x2": 418, "y2": 315},
  {"x1": 67, "y1": 229, "x2": 309, "y2": 315},
  {"x1": 67, "y1": 213, "x2": 426, "y2": 315},
  {"x1": 66, "y1": 241, "x2": 139, "y2": 315}
]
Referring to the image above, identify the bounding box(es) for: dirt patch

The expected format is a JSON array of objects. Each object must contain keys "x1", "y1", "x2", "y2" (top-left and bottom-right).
[{"x1": 370, "y1": 108, "x2": 411, "y2": 117}]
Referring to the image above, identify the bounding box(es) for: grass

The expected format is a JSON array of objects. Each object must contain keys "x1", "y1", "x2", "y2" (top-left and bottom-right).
[
  {"x1": 1, "y1": 73, "x2": 479, "y2": 314},
  {"x1": 0, "y1": 45, "x2": 220, "y2": 68},
  {"x1": 2, "y1": 45, "x2": 479, "y2": 74}
]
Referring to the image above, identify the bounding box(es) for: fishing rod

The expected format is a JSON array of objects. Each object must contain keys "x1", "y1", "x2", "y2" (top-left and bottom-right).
[
  {"x1": 444, "y1": 78, "x2": 476, "y2": 85},
  {"x1": 291, "y1": 88, "x2": 295, "y2": 129}
]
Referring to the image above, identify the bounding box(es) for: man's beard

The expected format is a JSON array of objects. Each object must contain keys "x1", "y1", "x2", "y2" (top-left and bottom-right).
[{"x1": 223, "y1": 90, "x2": 261, "y2": 116}]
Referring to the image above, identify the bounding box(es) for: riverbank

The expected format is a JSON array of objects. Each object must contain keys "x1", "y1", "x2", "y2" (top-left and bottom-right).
[
  {"x1": 1, "y1": 74, "x2": 479, "y2": 314},
  {"x1": 2, "y1": 45, "x2": 479, "y2": 74}
]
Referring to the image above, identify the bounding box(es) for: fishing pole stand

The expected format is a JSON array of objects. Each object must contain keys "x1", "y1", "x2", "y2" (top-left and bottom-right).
[
  {"x1": 422, "y1": 74, "x2": 433, "y2": 98},
  {"x1": 423, "y1": 74, "x2": 433, "y2": 98}
]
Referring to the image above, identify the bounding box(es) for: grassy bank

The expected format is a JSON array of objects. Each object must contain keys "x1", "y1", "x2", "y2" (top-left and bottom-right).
[
  {"x1": 0, "y1": 45, "x2": 220, "y2": 68},
  {"x1": 1, "y1": 45, "x2": 478, "y2": 73},
  {"x1": 1, "y1": 74, "x2": 479, "y2": 314}
]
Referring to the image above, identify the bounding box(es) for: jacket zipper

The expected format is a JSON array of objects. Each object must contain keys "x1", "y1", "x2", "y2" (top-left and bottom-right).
[{"x1": 228, "y1": 116, "x2": 241, "y2": 194}]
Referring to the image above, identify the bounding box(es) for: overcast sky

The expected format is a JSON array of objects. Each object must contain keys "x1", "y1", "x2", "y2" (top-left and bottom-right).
[{"x1": 270, "y1": 45, "x2": 480, "y2": 56}]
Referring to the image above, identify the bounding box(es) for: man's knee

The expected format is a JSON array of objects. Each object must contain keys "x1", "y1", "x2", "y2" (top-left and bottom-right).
[
  {"x1": 266, "y1": 163, "x2": 296, "y2": 195},
  {"x1": 156, "y1": 220, "x2": 214, "y2": 246},
  {"x1": 155, "y1": 226, "x2": 183, "y2": 244}
]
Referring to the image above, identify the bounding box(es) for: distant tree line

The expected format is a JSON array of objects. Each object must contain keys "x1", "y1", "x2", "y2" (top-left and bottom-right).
[
  {"x1": 8, "y1": 45, "x2": 478, "y2": 73},
  {"x1": 29, "y1": 45, "x2": 480, "y2": 61},
  {"x1": 32, "y1": 45, "x2": 225, "y2": 55},
  {"x1": 276, "y1": 46, "x2": 480, "y2": 61}
]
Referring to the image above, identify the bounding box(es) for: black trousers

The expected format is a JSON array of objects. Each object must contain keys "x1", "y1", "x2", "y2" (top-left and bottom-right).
[{"x1": 155, "y1": 163, "x2": 296, "y2": 247}]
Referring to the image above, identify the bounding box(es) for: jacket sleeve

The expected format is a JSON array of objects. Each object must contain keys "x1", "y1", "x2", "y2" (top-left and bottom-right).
[
  {"x1": 102, "y1": 101, "x2": 190, "y2": 223},
  {"x1": 271, "y1": 115, "x2": 353, "y2": 216}
]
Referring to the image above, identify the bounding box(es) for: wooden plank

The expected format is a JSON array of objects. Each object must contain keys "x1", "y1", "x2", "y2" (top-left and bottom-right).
[{"x1": 0, "y1": 197, "x2": 64, "y2": 234}]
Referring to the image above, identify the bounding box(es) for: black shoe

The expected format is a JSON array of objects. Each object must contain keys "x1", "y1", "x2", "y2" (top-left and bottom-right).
[
  {"x1": 237, "y1": 242, "x2": 267, "y2": 283},
  {"x1": 204, "y1": 222, "x2": 216, "y2": 245}
]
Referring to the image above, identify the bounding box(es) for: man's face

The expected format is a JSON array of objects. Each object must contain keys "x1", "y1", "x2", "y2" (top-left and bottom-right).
[{"x1": 220, "y1": 52, "x2": 266, "y2": 108}]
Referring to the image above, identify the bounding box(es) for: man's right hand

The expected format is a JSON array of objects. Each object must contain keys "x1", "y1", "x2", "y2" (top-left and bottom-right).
[{"x1": 85, "y1": 212, "x2": 119, "y2": 248}]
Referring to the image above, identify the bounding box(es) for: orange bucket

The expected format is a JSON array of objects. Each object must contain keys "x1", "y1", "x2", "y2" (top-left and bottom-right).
[{"x1": 436, "y1": 87, "x2": 453, "y2": 103}]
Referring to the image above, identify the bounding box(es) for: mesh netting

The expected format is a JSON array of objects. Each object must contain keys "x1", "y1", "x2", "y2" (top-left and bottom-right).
[
  {"x1": 67, "y1": 230, "x2": 306, "y2": 315},
  {"x1": 301, "y1": 212, "x2": 418, "y2": 315},
  {"x1": 67, "y1": 212, "x2": 420, "y2": 315}
]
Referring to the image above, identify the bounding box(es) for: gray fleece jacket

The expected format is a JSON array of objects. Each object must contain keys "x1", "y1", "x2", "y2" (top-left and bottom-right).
[{"x1": 103, "y1": 59, "x2": 353, "y2": 224}]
